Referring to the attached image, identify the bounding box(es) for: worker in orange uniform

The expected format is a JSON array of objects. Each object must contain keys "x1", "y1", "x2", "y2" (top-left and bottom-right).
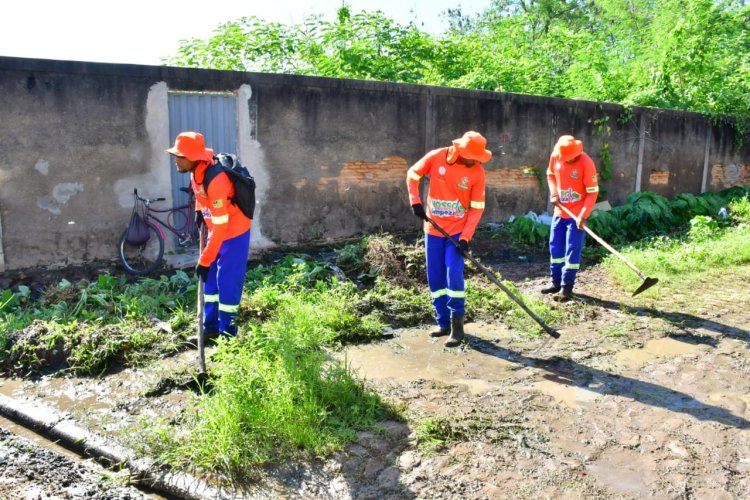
[
  {"x1": 406, "y1": 131, "x2": 491, "y2": 347},
  {"x1": 542, "y1": 135, "x2": 599, "y2": 301},
  {"x1": 166, "y1": 132, "x2": 251, "y2": 337}
]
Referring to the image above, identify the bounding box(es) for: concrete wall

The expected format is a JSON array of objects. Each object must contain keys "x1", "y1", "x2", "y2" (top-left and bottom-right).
[{"x1": 0, "y1": 56, "x2": 747, "y2": 272}]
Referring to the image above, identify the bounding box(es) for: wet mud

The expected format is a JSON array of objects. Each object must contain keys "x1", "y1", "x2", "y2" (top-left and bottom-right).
[{"x1": 1, "y1": 262, "x2": 749, "y2": 498}]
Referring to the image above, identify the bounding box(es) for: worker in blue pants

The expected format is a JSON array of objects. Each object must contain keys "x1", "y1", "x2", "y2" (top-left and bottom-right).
[
  {"x1": 166, "y1": 131, "x2": 253, "y2": 339},
  {"x1": 202, "y1": 230, "x2": 251, "y2": 337},
  {"x1": 426, "y1": 233, "x2": 466, "y2": 332},
  {"x1": 548, "y1": 216, "x2": 586, "y2": 297},
  {"x1": 542, "y1": 135, "x2": 599, "y2": 301},
  {"x1": 407, "y1": 131, "x2": 491, "y2": 347}
]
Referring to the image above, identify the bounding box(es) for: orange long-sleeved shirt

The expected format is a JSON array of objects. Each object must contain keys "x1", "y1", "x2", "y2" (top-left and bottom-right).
[
  {"x1": 406, "y1": 147, "x2": 486, "y2": 241},
  {"x1": 546, "y1": 152, "x2": 599, "y2": 219},
  {"x1": 191, "y1": 161, "x2": 252, "y2": 266}
]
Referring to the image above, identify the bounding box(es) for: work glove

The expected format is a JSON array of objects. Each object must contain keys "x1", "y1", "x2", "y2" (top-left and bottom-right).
[
  {"x1": 458, "y1": 239, "x2": 470, "y2": 256},
  {"x1": 411, "y1": 203, "x2": 427, "y2": 221},
  {"x1": 194, "y1": 263, "x2": 210, "y2": 282},
  {"x1": 195, "y1": 210, "x2": 204, "y2": 228}
]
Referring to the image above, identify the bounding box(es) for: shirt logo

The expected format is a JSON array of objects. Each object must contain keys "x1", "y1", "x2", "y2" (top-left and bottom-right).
[
  {"x1": 212, "y1": 199, "x2": 223, "y2": 208},
  {"x1": 570, "y1": 169, "x2": 579, "y2": 180},
  {"x1": 430, "y1": 198, "x2": 466, "y2": 218},
  {"x1": 559, "y1": 188, "x2": 582, "y2": 203},
  {"x1": 438, "y1": 166, "x2": 447, "y2": 176},
  {"x1": 457, "y1": 176, "x2": 470, "y2": 190}
]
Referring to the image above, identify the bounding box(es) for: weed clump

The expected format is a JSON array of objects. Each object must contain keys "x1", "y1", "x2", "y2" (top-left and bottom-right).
[
  {"x1": 335, "y1": 233, "x2": 424, "y2": 287},
  {"x1": 0, "y1": 272, "x2": 195, "y2": 376}
]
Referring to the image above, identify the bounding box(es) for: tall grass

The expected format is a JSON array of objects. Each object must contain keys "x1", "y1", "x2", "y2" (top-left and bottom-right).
[{"x1": 147, "y1": 275, "x2": 396, "y2": 480}]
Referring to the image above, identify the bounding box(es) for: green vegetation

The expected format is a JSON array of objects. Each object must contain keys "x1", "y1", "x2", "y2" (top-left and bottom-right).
[
  {"x1": 166, "y1": 2, "x2": 750, "y2": 127},
  {"x1": 146, "y1": 296, "x2": 396, "y2": 480},
  {"x1": 6, "y1": 191, "x2": 748, "y2": 478},
  {"x1": 603, "y1": 193, "x2": 750, "y2": 293},
  {"x1": 584, "y1": 187, "x2": 748, "y2": 245},
  {"x1": 0, "y1": 273, "x2": 194, "y2": 375},
  {"x1": 2, "y1": 232, "x2": 558, "y2": 479},
  {"x1": 503, "y1": 216, "x2": 551, "y2": 247}
]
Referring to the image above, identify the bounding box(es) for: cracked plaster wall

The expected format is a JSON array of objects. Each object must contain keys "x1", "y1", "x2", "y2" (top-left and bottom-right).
[{"x1": 0, "y1": 57, "x2": 747, "y2": 271}]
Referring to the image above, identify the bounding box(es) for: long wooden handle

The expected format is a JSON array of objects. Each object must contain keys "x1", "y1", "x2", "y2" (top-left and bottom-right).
[
  {"x1": 555, "y1": 203, "x2": 647, "y2": 280},
  {"x1": 197, "y1": 225, "x2": 206, "y2": 375}
]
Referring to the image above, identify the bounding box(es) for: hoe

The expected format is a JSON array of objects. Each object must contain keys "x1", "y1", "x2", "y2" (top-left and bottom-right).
[{"x1": 556, "y1": 203, "x2": 658, "y2": 297}]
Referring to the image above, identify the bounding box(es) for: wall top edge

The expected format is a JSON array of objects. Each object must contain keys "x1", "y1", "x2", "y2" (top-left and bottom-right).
[{"x1": 0, "y1": 55, "x2": 719, "y2": 122}]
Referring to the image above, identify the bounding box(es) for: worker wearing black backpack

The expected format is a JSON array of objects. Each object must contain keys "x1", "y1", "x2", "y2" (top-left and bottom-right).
[{"x1": 166, "y1": 131, "x2": 252, "y2": 339}]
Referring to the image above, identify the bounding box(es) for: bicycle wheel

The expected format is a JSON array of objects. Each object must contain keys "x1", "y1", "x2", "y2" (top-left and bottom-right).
[{"x1": 118, "y1": 222, "x2": 164, "y2": 275}]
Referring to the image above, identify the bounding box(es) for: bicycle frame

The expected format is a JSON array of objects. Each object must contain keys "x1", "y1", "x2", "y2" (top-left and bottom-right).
[{"x1": 138, "y1": 188, "x2": 198, "y2": 247}]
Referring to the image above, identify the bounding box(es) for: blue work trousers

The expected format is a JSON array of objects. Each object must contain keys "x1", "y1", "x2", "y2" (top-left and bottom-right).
[
  {"x1": 425, "y1": 233, "x2": 465, "y2": 328},
  {"x1": 203, "y1": 229, "x2": 251, "y2": 336},
  {"x1": 549, "y1": 216, "x2": 586, "y2": 289}
]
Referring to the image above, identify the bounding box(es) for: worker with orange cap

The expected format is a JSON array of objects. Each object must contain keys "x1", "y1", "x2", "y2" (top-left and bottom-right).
[
  {"x1": 406, "y1": 131, "x2": 491, "y2": 347},
  {"x1": 166, "y1": 131, "x2": 252, "y2": 338},
  {"x1": 542, "y1": 135, "x2": 599, "y2": 301}
]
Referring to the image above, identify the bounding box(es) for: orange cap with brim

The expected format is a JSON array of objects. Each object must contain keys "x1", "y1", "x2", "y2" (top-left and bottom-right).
[
  {"x1": 553, "y1": 135, "x2": 584, "y2": 162},
  {"x1": 446, "y1": 131, "x2": 492, "y2": 164},
  {"x1": 165, "y1": 131, "x2": 214, "y2": 162}
]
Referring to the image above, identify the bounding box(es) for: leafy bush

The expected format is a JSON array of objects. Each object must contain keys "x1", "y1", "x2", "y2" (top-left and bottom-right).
[
  {"x1": 688, "y1": 215, "x2": 720, "y2": 242},
  {"x1": 506, "y1": 216, "x2": 550, "y2": 247},
  {"x1": 728, "y1": 194, "x2": 750, "y2": 223}
]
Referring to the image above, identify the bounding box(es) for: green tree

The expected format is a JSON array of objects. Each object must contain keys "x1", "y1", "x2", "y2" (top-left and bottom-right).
[{"x1": 165, "y1": 1, "x2": 750, "y2": 122}]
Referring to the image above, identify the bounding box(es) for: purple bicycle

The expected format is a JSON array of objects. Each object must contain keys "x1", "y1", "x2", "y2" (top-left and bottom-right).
[{"x1": 118, "y1": 187, "x2": 199, "y2": 275}]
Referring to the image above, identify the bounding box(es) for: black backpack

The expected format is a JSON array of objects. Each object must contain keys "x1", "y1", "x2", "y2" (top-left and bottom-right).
[{"x1": 203, "y1": 153, "x2": 256, "y2": 219}]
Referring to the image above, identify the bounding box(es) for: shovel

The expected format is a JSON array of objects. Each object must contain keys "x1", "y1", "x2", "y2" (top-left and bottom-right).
[
  {"x1": 425, "y1": 216, "x2": 560, "y2": 339},
  {"x1": 555, "y1": 203, "x2": 658, "y2": 296},
  {"x1": 196, "y1": 224, "x2": 207, "y2": 381}
]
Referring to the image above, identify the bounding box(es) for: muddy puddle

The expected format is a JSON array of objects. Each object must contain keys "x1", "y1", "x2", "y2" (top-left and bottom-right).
[{"x1": 342, "y1": 322, "x2": 519, "y2": 395}]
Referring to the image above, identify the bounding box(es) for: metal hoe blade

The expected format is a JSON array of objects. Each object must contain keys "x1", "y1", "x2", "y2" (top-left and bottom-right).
[{"x1": 632, "y1": 276, "x2": 659, "y2": 297}]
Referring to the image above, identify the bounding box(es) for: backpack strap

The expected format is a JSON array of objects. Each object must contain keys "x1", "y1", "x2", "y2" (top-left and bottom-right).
[{"x1": 202, "y1": 163, "x2": 225, "y2": 191}]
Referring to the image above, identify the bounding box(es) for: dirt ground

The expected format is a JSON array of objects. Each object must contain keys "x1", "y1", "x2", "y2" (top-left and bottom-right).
[
  {"x1": 1, "y1": 258, "x2": 749, "y2": 499},
  {"x1": 0, "y1": 424, "x2": 151, "y2": 499}
]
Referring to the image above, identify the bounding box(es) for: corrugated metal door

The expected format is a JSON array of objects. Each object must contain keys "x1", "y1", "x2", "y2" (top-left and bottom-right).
[{"x1": 168, "y1": 92, "x2": 238, "y2": 209}]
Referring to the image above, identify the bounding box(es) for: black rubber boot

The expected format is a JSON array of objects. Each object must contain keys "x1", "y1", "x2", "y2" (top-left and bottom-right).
[
  {"x1": 553, "y1": 287, "x2": 574, "y2": 302},
  {"x1": 187, "y1": 330, "x2": 220, "y2": 346},
  {"x1": 444, "y1": 316, "x2": 465, "y2": 348},
  {"x1": 429, "y1": 326, "x2": 451, "y2": 338},
  {"x1": 541, "y1": 283, "x2": 562, "y2": 294}
]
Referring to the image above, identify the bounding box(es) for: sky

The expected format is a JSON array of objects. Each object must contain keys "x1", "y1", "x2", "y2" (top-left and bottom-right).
[{"x1": 1, "y1": 0, "x2": 490, "y2": 66}]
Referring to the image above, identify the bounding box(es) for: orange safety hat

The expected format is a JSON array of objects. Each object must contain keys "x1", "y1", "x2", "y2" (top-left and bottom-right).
[
  {"x1": 165, "y1": 132, "x2": 214, "y2": 162},
  {"x1": 447, "y1": 131, "x2": 492, "y2": 164},
  {"x1": 553, "y1": 135, "x2": 583, "y2": 162}
]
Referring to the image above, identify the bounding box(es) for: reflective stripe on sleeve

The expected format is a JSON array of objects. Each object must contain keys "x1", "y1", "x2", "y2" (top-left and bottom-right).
[
  {"x1": 470, "y1": 201, "x2": 485, "y2": 209},
  {"x1": 408, "y1": 170, "x2": 422, "y2": 181},
  {"x1": 212, "y1": 214, "x2": 229, "y2": 224},
  {"x1": 586, "y1": 186, "x2": 600, "y2": 193}
]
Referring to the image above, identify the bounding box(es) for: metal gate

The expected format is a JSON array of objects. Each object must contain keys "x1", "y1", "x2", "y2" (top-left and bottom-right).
[{"x1": 167, "y1": 92, "x2": 238, "y2": 209}]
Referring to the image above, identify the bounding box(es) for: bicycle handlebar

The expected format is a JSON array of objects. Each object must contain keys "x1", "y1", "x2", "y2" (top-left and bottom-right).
[{"x1": 133, "y1": 188, "x2": 166, "y2": 204}]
